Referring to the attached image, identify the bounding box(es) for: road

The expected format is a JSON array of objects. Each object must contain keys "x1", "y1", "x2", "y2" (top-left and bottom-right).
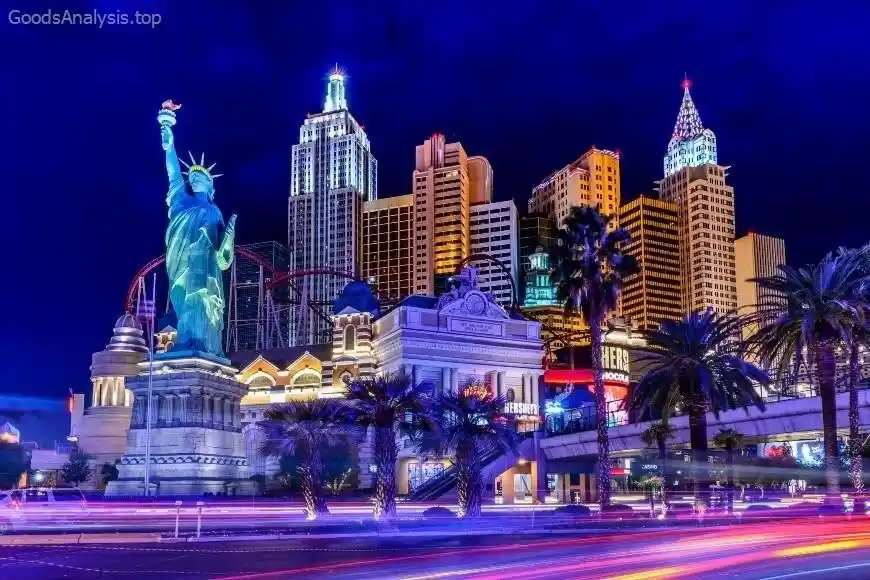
[
  {"x1": 1, "y1": 501, "x2": 561, "y2": 535},
  {"x1": 2, "y1": 517, "x2": 870, "y2": 579}
]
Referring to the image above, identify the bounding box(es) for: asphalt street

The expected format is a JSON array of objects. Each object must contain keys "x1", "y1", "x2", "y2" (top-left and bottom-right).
[{"x1": 2, "y1": 517, "x2": 870, "y2": 579}]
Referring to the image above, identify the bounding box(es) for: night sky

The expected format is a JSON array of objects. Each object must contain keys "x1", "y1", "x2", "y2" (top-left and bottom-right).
[{"x1": 3, "y1": 1, "x2": 869, "y2": 399}]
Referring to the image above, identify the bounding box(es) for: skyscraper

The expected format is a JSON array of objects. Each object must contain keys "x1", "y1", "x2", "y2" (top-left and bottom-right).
[
  {"x1": 469, "y1": 200, "x2": 518, "y2": 307},
  {"x1": 288, "y1": 66, "x2": 377, "y2": 345},
  {"x1": 528, "y1": 147, "x2": 621, "y2": 227},
  {"x1": 619, "y1": 195, "x2": 682, "y2": 330},
  {"x1": 412, "y1": 134, "x2": 491, "y2": 295},
  {"x1": 657, "y1": 80, "x2": 737, "y2": 314},
  {"x1": 735, "y1": 231, "x2": 786, "y2": 337},
  {"x1": 362, "y1": 194, "x2": 414, "y2": 307}
]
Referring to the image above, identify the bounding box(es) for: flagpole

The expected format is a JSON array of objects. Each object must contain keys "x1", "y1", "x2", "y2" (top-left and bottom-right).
[{"x1": 143, "y1": 274, "x2": 156, "y2": 496}]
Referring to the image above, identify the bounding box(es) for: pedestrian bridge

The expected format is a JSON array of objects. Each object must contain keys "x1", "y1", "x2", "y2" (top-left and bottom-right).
[{"x1": 540, "y1": 388, "x2": 870, "y2": 460}]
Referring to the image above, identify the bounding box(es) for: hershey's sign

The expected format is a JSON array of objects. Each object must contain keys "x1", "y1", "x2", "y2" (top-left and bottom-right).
[{"x1": 602, "y1": 345, "x2": 629, "y2": 374}]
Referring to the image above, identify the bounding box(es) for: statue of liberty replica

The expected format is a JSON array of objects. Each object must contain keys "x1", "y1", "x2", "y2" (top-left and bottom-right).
[
  {"x1": 159, "y1": 100, "x2": 236, "y2": 359},
  {"x1": 107, "y1": 101, "x2": 249, "y2": 496}
]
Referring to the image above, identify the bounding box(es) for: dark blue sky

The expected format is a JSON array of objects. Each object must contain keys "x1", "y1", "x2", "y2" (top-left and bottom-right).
[{"x1": 3, "y1": 1, "x2": 869, "y2": 398}]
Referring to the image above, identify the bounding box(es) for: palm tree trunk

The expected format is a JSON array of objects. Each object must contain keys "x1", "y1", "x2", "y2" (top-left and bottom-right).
[
  {"x1": 456, "y1": 442, "x2": 482, "y2": 517},
  {"x1": 373, "y1": 425, "x2": 398, "y2": 519},
  {"x1": 590, "y1": 317, "x2": 611, "y2": 507},
  {"x1": 301, "y1": 453, "x2": 329, "y2": 520},
  {"x1": 849, "y1": 343, "x2": 864, "y2": 493},
  {"x1": 688, "y1": 401, "x2": 708, "y2": 500},
  {"x1": 816, "y1": 344, "x2": 841, "y2": 499},
  {"x1": 657, "y1": 437, "x2": 668, "y2": 509},
  {"x1": 726, "y1": 447, "x2": 734, "y2": 515}
]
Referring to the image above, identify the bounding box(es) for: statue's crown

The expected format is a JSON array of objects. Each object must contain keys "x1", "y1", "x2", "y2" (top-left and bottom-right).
[{"x1": 179, "y1": 151, "x2": 223, "y2": 180}]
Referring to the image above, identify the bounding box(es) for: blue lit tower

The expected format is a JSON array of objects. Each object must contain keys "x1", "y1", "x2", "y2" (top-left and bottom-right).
[
  {"x1": 657, "y1": 78, "x2": 737, "y2": 314},
  {"x1": 522, "y1": 247, "x2": 556, "y2": 308},
  {"x1": 288, "y1": 66, "x2": 378, "y2": 345},
  {"x1": 663, "y1": 77, "x2": 718, "y2": 176}
]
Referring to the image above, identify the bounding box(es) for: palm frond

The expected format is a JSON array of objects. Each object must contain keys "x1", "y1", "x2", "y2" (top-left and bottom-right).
[{"x1": 631, "y1": 311, "x2": 769, "y2": 420}]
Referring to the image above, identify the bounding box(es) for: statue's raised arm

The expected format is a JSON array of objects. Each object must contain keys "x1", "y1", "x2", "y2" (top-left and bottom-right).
[{"x1": 158, "y1": 100, "x2": 184, "y2": 194}]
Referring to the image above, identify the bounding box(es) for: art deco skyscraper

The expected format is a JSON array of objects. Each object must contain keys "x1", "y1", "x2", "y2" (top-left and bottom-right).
[
  {"x1": 657, "y1": 80, "x2": 737, "y2": 314},
  {"x1": 412, "y1": 134, "x2": 491, "y2": 295},
  {"x1": 288, "y1": 67, "x2": 377, "y2": 345}
]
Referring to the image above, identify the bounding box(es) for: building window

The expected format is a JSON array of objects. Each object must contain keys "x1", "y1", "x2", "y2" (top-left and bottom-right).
[
  {"x1": 344, "y1": 325, "x2": 356, "y2": 352},
  {"x1": 248, "y1": 376, "x2": 275, "y2": 390},
  {"x1": 292, "y1": 373, "x2": 321, "y2": 389}
]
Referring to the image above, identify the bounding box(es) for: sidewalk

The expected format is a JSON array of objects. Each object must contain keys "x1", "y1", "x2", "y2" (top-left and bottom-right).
[
  {"x1": 0, "y1": 532, "x2": 161, "y2": 546},
  {"x1": 0, "y1": 513, "x2": 759, "y2": 546}
]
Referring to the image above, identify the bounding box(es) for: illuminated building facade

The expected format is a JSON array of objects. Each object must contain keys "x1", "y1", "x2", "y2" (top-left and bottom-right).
[
  {"x1": 469, "y1": 200, "x2": 519, "y2": 307},
  {"x1": 619, "y1": 195, "x2": 682, "y2": 329},
  {"x1": 288, "y1": 66, "x2": 377, "y2": 345},
  {"x1": 658, "y1": 80, "x2": 737, "y2": 314},
  {"x1": 735, "y1": 231, "x2": 786, "y2": 338},
  {"x1": 231, "y1": 273, "x2": 543, "y2": 493},
  {"x1": 528, "y1": 147, "x2": 621, "y2": 227},
  {"x1": 362, "y1": 194, "x2": 414, "y2": 306},
  {"x1": 413, "y1": 134, "x2": 491, "y2": 295}
]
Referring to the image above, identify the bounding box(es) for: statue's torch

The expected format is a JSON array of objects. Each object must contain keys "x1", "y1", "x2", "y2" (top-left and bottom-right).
[{"x1": 158, "y1": 99, "x2": 182, "y2": 127}]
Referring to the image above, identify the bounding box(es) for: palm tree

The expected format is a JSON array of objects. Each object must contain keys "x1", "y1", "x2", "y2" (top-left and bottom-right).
[
  {"x1": 712, "y1": 428, "x2": 744, "y2": 515},
  {"x1": 345, "y1": 372, "x2": 432, "y2": 519},
  {"x1": 750, "y1": 252, "x2": 868, "y2": 498},
  {"x1": 847, "y1": 330, "x2": 868, "y2": 495},
  {"x1": 550, "y1": 206, "x2": 637, "y2": 507},
  {"x1": 631, "y1": 311, "x2": 768, "y2": 497},
  {"x1": 417, "y1": 381, "x2": 520, "y2": 517},
  {"x1": 640, "y1": 422, "x2": 674, "y2": 511},
  {"x1": 258, "y1": 399, "x2": 352, "y2": 520},
  {"x1": 841, "y1": 246, "x2": 870, "y2": 494}
]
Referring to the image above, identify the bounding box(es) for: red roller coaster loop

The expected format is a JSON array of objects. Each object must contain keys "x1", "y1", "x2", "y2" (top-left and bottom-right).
[{"x1": 125, "y1": 247, "x2": 285, "y2": 313}]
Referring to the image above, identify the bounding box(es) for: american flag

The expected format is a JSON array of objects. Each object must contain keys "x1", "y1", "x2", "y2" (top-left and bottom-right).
[{"x1": 137, "y1": 298, "x2": 156, "y2": 321}]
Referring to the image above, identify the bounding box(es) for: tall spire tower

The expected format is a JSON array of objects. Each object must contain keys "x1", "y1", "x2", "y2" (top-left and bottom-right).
[
  {"x1": 288, "y1": 65, "x2": 378, "y2": 345},
  {"x1": 657, "y1": 77, "x2": 736, "y2": 315},
  {"x1": 663, "y1": 77, "x2": 718, "y2": 176},
  {"x1": 324, "y1": 65, "x2": 347, "y2": 113}
]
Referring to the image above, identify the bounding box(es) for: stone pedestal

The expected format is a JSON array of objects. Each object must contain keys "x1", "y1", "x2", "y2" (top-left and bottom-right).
[{"x1": 105, "y1": 352, "x2": 250, "y2": 496}]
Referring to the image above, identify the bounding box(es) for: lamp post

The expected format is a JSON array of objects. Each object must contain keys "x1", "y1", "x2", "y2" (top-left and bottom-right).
[{"x1": 142, "y1": 274, "x2": 157, "y2": 496}]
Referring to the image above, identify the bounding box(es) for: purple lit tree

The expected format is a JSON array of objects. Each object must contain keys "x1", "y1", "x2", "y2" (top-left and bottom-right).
[
  {"x1": 258, "y1": 400, "x2": 352, "y2": 520},
  {"x1": 550, "y1": 206, "x2": 636, "y2": 507},
  {"x1": 345, "y1": 373, "x2": 432, "y2": 520},
  {"x1": 416, "y1": 381, "x2": 519, "y2": 517}
]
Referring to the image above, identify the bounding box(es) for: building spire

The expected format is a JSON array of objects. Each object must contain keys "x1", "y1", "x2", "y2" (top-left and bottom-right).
[
  {"x1": 672, "y1": 75, "x2": 704, "y2": 140},
  {"x1": 323, "y1": 64, "x2": 347, "y2": 113}
]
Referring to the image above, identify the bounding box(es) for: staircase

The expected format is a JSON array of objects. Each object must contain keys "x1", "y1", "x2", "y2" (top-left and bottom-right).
[{"x1": 408, "y1": 434, "x2": 537, "y2": 501}]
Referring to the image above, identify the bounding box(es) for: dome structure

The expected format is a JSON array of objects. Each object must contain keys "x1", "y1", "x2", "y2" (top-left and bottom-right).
[
  {"x1": 106, "y1": 312, "x2": 149, "y2": 354},
  {"x1": 114, "y1": 313, "x2": 142, "y2": 332},
  {"x1": 333, "y1": 281, "x2": 379, "y2": 315}
]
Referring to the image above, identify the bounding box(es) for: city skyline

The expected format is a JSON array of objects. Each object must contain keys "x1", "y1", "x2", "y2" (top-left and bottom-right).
[{"x1": 6, "y1": 2, "x2": 868, "y2": 398}]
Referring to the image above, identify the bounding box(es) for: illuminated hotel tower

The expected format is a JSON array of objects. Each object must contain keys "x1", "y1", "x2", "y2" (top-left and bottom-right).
[
  {"x1": 288, "y1": 66, "x2": 377, "y2": 345},
  {"x1": 657, "y1": 79, "x2": 737, "y2": 314},
  {"x1": 528, "y1": 147, "x2": 621, "y2": 228},
  {"x1": 736, "y1": 232, "x2": 786, "y2": 338},
  {"x1": 362, "y1": 194, "x2": 414, "y2": 307},
  {"x1": 619, "y1": 195, "x2": 682, "y2": 330},
  {"x1": 412, "y1": 134, "x2": 491, "y2": 295}
]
